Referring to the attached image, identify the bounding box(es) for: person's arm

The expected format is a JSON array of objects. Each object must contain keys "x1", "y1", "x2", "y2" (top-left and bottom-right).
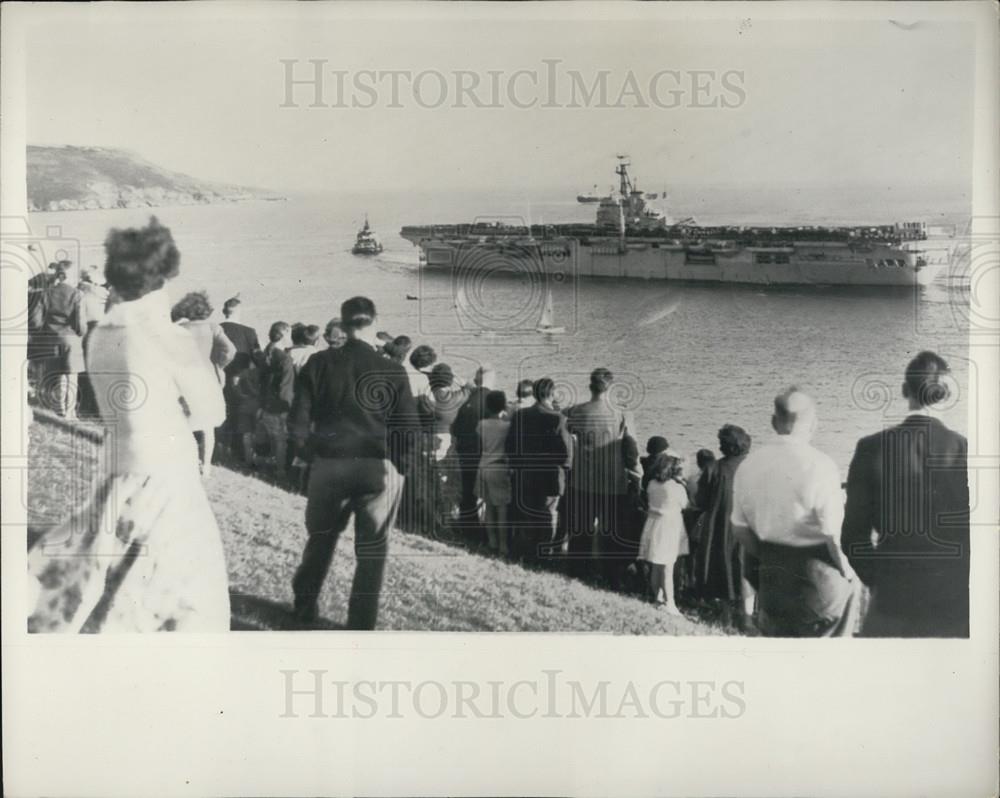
[
  {"x1": 387, "y1": 366, "x2": 420, "y2": 468},
  {"x1": 289, "y1": 359, "x2": 315, "y2": 458},
  {"x1": 556, "y1": 414, "x2": 573, "y2": 470},
  {"x1": 729, "y1": 468, "x2": 760, "y2": 557},
  {"x1": 70, "y1": 290, "x2": 83, "y2": 337},
  {"x1": 620, "y1": 414, "x2": 640, "y2": 481},
  {"x1": 277, "y1": 353, "x2": 296, "y2": 412},
  {"x1": 210, "y1": 323, "x2": 237, "y2": 371},
  {"x1": 841, "y1": 439, "x2": 878, "y2": 585}
]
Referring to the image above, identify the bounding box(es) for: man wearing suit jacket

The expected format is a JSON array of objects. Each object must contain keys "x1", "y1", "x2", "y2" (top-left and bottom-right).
[
  {"x1": 505, "y1": 377, "x2": 574, "y2": 563},
  {"x1": 219, "y1": 296, "x2": 261, "y2": 454},
  {"x1": 563, "y1": 367, "x2": 640, "y2": 586},
  {"x1": 841, "y1": 351, "x2": 970, "y2": 637}
]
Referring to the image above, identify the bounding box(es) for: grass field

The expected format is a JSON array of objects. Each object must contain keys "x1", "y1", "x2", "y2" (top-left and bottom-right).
[{"x1": 27, "y1": 417, "x2": 730, "y2": 634}]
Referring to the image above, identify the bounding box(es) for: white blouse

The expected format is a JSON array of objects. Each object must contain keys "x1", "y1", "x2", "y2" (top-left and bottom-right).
[{"x1": 87, "y1": 288, "x2": 224, "y2": 475}]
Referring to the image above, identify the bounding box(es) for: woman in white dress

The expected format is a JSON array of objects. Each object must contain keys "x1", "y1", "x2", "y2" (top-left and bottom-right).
[
  {"x1": 637, "y1": 451, "x2": 688, "y2": 613},
  {"x1": 28, "y1": 217, "x2": 231, "y2": 633},
  {"x1": 171, "y1": 290, "x2": 235, "y2": 477}
]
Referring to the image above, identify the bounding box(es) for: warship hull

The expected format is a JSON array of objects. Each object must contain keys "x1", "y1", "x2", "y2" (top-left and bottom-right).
[{"x1": 399, "y1": 230, "x2": 945, "y2": 288}]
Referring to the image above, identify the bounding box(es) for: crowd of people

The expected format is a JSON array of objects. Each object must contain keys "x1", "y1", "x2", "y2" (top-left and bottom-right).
[{"x1": 26, "y1": 217, "x2": 971, "y2": 638}]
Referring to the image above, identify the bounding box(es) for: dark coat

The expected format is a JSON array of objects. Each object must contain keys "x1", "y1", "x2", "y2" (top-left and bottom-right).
[
  {"x1": 505, "y1": 403, "x2": 574, "y2": 498},
  {"x1": 841, "y1": 414, "x2": 969, "y2": 637},
  {"x1": 695, "y1": 454, "x2": 749, "y2": 602},
  {"x1": 451, "y1": 386, "x2": 491, "y2": 460},
  {"x1": 290, "y1": 339, "x2": 419, "y2": 470},
  {"x1": 257, "y1": 344, "x2": 296, "y2": 415},
  {"x1": 220, "y1": 320, "x2": 261, "y2": 378}
]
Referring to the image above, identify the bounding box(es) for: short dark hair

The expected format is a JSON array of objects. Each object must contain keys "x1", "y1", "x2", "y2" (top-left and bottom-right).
[
  {"x1": 341, "y1": 296, "x2": 376, "y2": 330},
  {"x1": 718, "y1": 424, "x2": 752, "y2": 457},
  {"x1": 695, "y1": 448, "x2": 716, "y2": 470},
  {"x1": 302, "y1": 324, "x2": 321, "y2": 346},
  {"x1": 171, "y1": 290, "x2": 213, "y2": 322},
  {"x1": 268, "y1": 321, "x2": 290, "y2": 343},
  {"x1": 103, "y1": 217, "x2": 180, "y2": 300},
  {"x1": 904, "y1": 350, "x2": 951, "y2": 407},
  {"x1": 485, "y1": 390, "x2": 507, "y2": 416},
  {"x1": 429, "y1": 362, "x2": 454, "y2": 390},
  {"x1": 410, "y1": 344, "x2": 437, "y2": 370},
  {"x1": 589, "y1": 367, "x2": 613, "y2": 394},
  {"x1": 533, "y1": 377, "x2": 555, "y2": 402},
  {"x1": 388, "y1": 335, "x2": 412, "y2": 362},
  {"x1": 646, "y1": 435, "x2": 669, "y2": 456},
  {"x1": 290, "y1": 322, "x2": 306, "y2": 345},
  {"x1": 516, "y1": 378, "x2": 534, "y2": 399},
  {"x1": 223, "y1": 297, "x2": 241, "y2": 316}
]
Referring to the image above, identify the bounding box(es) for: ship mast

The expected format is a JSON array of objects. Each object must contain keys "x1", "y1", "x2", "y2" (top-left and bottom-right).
[{"x1": 615, "y1": 154, "x2": 633, "y2": 198}]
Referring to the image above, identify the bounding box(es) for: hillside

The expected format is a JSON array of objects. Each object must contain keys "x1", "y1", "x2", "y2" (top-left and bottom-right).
[
  {"x1": 27, "y1": 416, "x2": 729, "y2": 634},
  {"x1": 26, "y1": 145, "x2": 283, "y2": 212}
]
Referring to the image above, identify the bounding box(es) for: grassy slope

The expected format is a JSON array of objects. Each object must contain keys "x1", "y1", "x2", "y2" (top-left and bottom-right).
[{"x1": 27, "y1": 420, "x2": 728, "y2": 634}]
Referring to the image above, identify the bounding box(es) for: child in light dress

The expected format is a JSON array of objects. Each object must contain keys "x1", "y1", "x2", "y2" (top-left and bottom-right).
[{"x1": 638, "y1": 451, "x2": 689, "y2": 613}]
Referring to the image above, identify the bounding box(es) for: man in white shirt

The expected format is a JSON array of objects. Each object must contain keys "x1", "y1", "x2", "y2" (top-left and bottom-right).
[{"x1": 731, "y1": 388, "x2": 858, "y2": 637}]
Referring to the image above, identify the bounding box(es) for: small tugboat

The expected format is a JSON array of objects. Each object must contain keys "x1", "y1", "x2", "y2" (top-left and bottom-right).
[{"x1": 352, "y1": 215, "x2": 383, "y2": 255}]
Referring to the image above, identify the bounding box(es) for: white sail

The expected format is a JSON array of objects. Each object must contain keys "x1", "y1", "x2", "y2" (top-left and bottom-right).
[{"x1": 538, "y1": 289, "x2": 555, "y2": 328}]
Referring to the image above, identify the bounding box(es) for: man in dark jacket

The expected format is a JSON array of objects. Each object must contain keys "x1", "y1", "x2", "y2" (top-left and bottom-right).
[
  {"x1": 256, "y1": 321, "x2": 295, "y2": 481},
  {"x1": 41, "y1": 266, "x2": 84, "y2": 417},
  {"x1": 451, "y1": 365, "x2": 497, "y2": 539},
  {"x1": 290, "y1": 296, "x2": 419, "y2": 630},
  {"x1": 220, "y1": 296, "x2": 261, "y2": 453},
  {"x1": 562, "y1": 367, "x2": 640, "y2": 586},
  {"x1": 841, "y1": 351, "x2": 969, "y2": 637},
  {"x1": 505, "y1": 377, "x2": 574, "y2": 563}
]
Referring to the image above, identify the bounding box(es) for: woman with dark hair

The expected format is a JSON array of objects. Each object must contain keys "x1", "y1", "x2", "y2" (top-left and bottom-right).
[
  {"x1": 637, "y1": 451, "x2": 689, "y2": 612},
  {"x1": 694, "y1": 424, "x2": 754, "y2": 628},
  {"x1": 28, "y1": 217, "x2": 231, "y2": 633},
  {"x1": 171, "y1": 290, "x2": 235, "y2": 476}
]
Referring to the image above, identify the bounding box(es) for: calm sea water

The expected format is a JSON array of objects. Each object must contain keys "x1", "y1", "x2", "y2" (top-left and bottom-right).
[{"x1": 28, "y1": 186, "x2": 971, "y2": 473}]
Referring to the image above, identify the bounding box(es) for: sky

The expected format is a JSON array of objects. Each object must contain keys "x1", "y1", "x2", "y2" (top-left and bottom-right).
[{"x1": 25, "y1": 8, "x2": 975, "y2": 195}]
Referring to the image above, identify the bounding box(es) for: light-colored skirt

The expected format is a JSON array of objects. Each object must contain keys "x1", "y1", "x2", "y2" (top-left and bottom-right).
[
  {"x1": 638, "y1": 509, "x2": 688, "y2": 566},
  {"x1": 28, "y1": 469, "x2": 230, "y2": 633}
]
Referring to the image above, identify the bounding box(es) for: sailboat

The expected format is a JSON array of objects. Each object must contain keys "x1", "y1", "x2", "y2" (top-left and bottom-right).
[{"x1": 536, "y1": 287, "x2": 565, "y2": 334}]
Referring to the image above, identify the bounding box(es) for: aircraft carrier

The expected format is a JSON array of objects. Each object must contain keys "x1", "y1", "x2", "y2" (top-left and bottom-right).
[{"x1": 400, "y1": 157, "x2": 946, "y2": 288}]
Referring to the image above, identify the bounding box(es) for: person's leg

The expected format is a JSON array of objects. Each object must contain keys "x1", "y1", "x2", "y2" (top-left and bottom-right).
[
  {"x1": 484, "y1": 503, "x2": 499, "y2": 550},
  {"x1": 348, "y1": 459, "x2": 404, "y2": 630},
  {"x1": 272, "y1": 414, "x2": 288, "y2": 481},
  {"x1": 652, "y1": 563, "x2": 669, "y2": 604},
  {"x1": 202, "y1": 428, "x2": 216, "y2": 477},
  {"x1": 193, "y1": 431, "x2": 207, "y2": 473},
  {"x1": 291, "y1": 458, "x2": 352, "y2": 619},
  {"x1": 496, "y1": 503, "x2": 509, "y2": 556}
]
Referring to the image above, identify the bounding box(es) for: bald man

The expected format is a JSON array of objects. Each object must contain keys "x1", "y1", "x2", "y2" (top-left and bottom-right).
[{"x1": 730, "y1": 388, "x2": 858, "y2": 637}]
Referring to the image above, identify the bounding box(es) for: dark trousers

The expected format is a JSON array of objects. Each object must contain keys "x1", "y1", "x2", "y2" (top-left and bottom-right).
[
  {"x1": 455, "y1": 454, "x2": 482, "y2": 537},
  {"x1": 292, "y1": 457, "x2": 403, "y2": 630},
  {"x1": 562, "y1": 489, "x2": 634, "y2": 584},
  {"x1": 514, "y1": 492, "x2": 561, "y2": 562},
  {"x1": 756, "y1": 541, "x2": 856, "y2": 637}
]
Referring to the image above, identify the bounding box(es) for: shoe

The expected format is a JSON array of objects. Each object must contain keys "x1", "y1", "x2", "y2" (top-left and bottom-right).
[{"x1": 291, "y1": 602, "x2": 318, "y2": 626}]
